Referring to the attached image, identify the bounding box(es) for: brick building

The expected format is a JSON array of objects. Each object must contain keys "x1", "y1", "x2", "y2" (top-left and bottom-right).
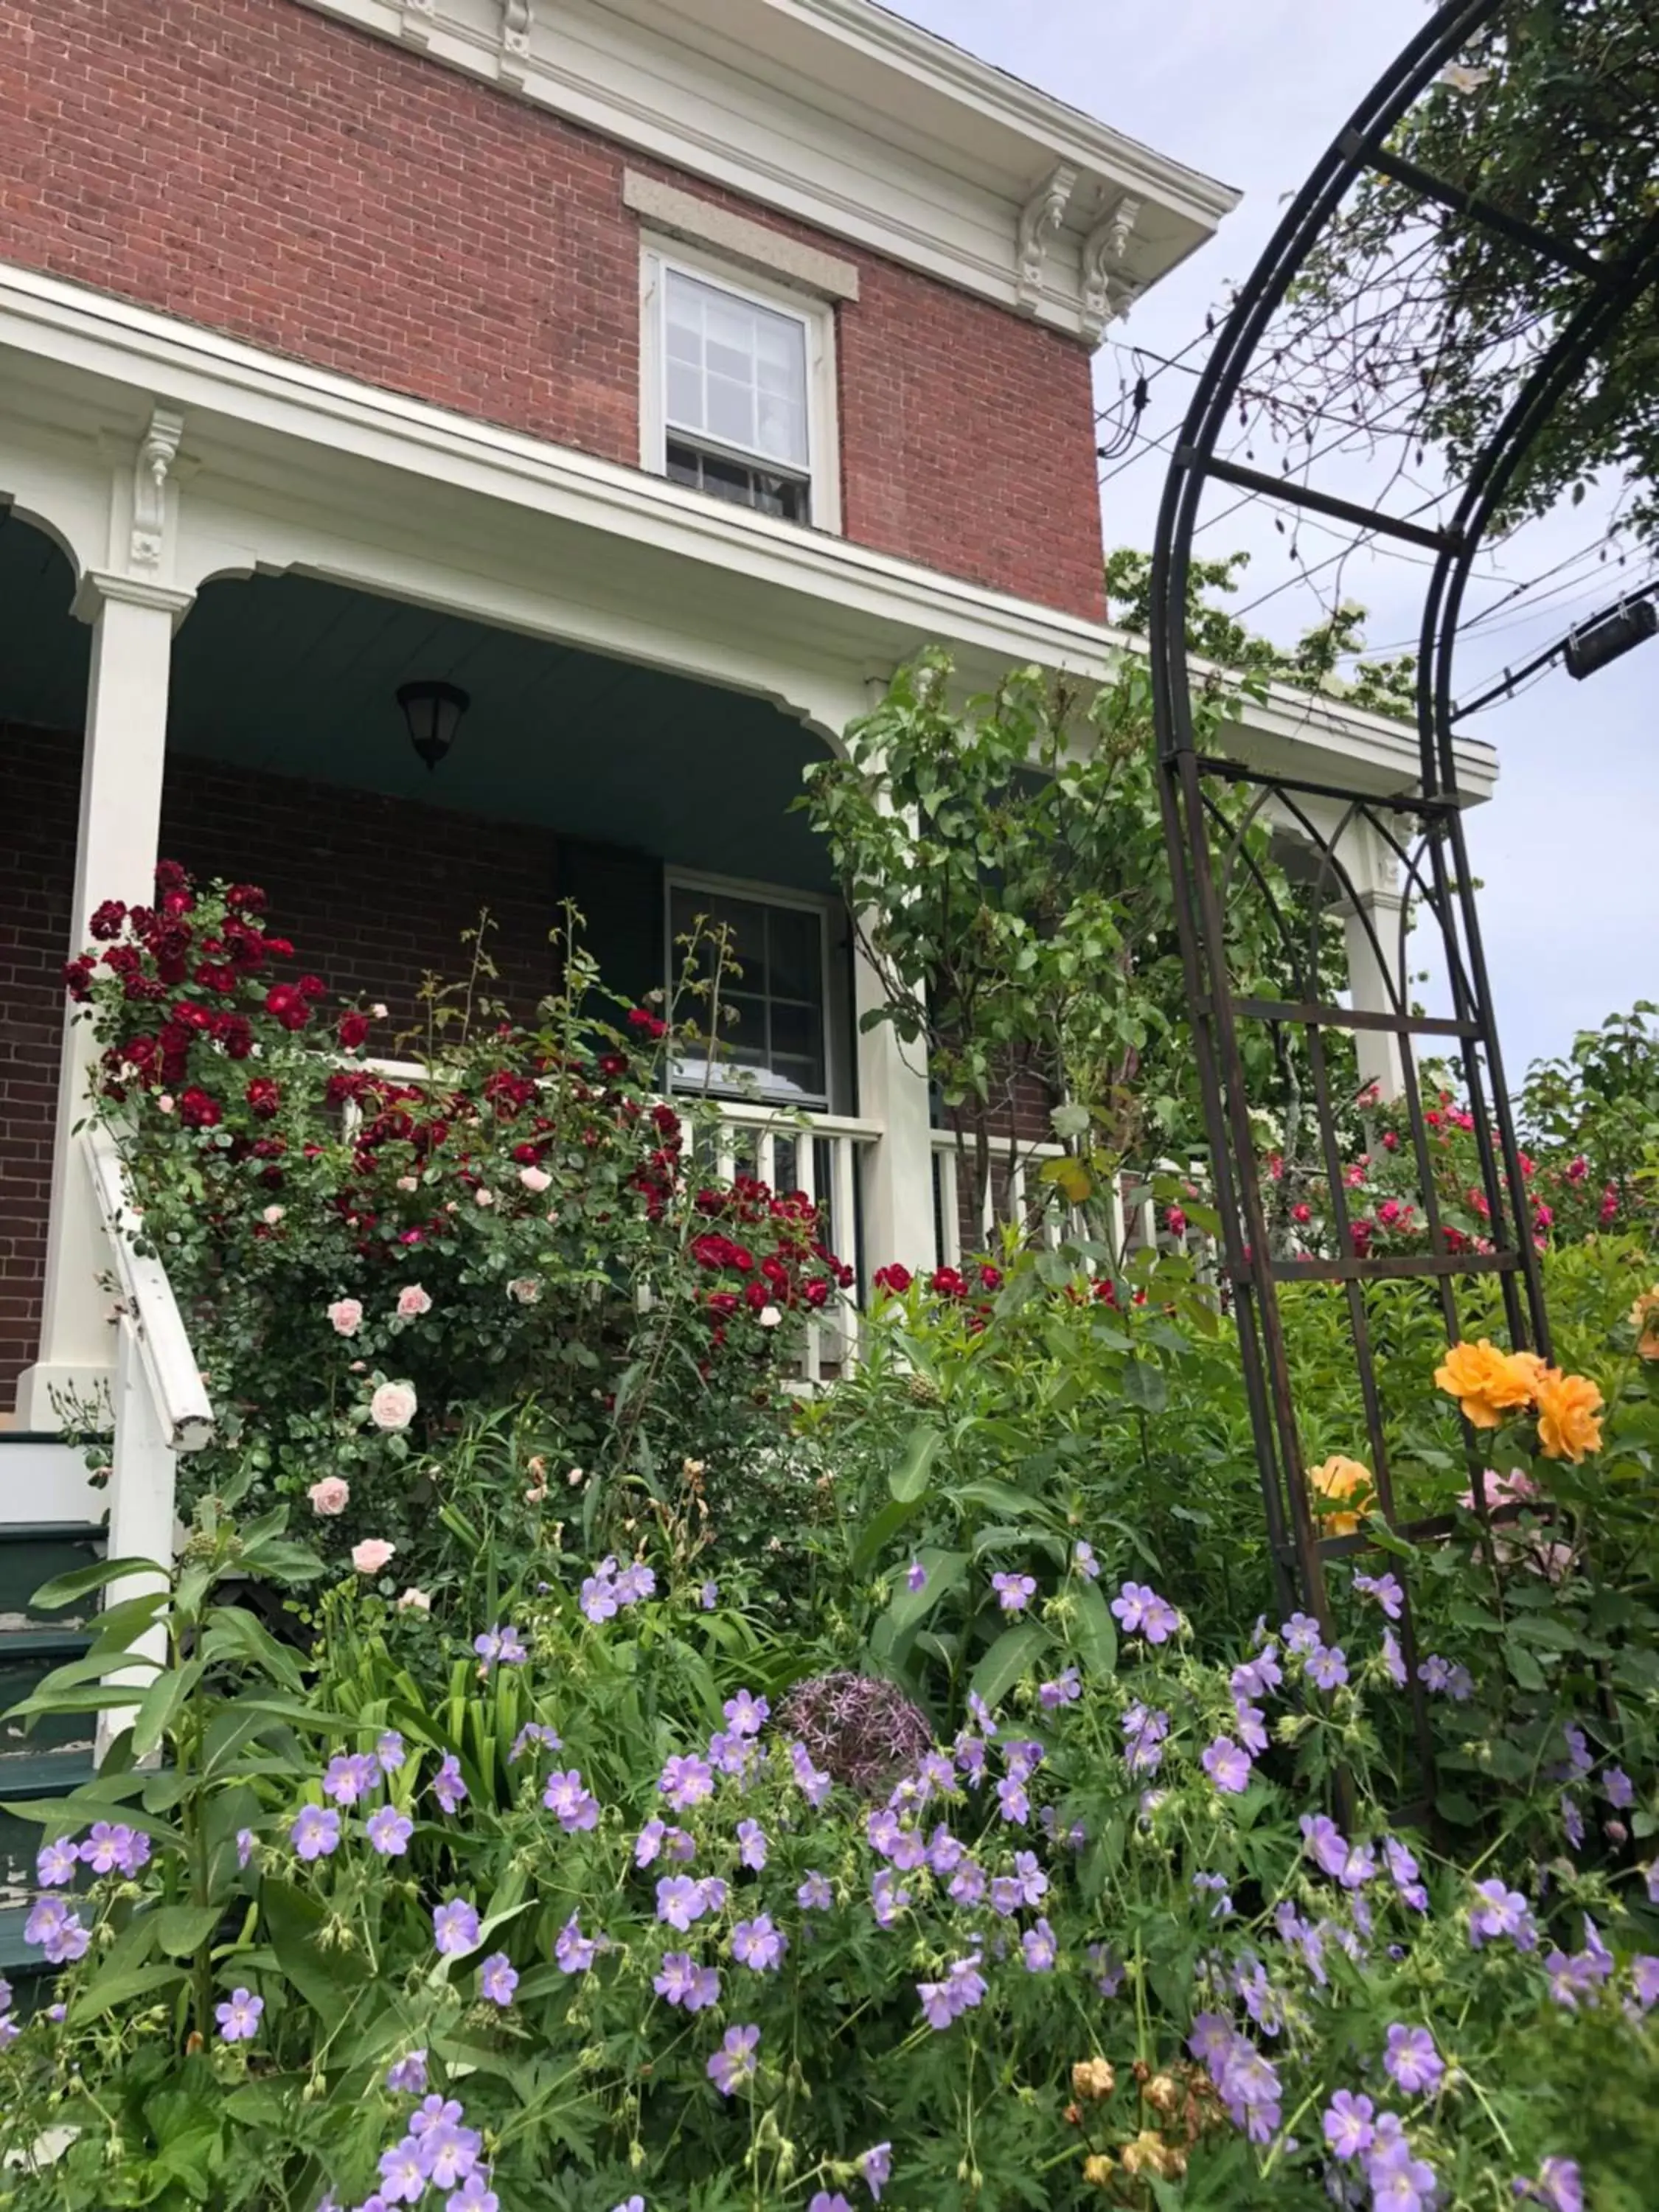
[{"x1": 0, "y1": 0, "x2": 1494, "y2": 1450}]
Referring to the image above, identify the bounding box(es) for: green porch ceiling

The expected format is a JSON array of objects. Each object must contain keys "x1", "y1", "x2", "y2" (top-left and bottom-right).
[{"x1": 0, "y1": 513, "x2": 841, "y2": 896}]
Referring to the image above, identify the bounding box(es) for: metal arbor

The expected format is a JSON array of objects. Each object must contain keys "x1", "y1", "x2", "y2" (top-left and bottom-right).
[{"x1": 1148, "y1": 0, "x2": 1659, "y2": 1768}]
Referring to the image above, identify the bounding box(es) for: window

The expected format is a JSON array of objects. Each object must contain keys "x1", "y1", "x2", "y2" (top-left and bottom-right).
[
  {"x1": 667, "y1": 877, "x2": 830, "y2": 1109},
  {"x1": 641, "y1": 243, "x2": 839, "y2": 530}
]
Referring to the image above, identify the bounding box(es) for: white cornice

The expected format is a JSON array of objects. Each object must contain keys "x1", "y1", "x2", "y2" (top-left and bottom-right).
[
  {"x1": 288, "y1": 0, "x2": 1237, "y2": 341},
  {"x1": 0, "y1": 260, "x2": 1495, "y2": 804}
]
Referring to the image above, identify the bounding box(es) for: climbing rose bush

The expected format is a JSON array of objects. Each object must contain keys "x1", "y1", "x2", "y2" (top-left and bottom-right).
[{"x1": 63, "y1": 868, "x2": 851, "y2": 1568}]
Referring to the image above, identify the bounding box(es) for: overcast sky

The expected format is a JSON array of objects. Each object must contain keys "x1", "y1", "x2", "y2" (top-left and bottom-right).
[{"x1": 892, "y1": 0, "x2": 1658, "y2": 1083}]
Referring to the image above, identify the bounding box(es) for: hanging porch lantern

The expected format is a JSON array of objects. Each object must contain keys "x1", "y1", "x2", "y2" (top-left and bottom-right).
[{"x1": 397, "y1": 679, "x2": 470, "y2": 771}]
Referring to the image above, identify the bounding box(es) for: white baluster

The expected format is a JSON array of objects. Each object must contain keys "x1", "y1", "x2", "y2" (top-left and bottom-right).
[{"x1": 936, "y1": 1147, "x2": 961, "y2": 1269}]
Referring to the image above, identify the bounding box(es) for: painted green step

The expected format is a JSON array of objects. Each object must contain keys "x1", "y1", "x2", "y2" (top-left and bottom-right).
[
  {"x1": 0, "y1": 1523, "x2": 105, "y2": 1630},
  {"x1": 1, "y1": 1747, "x2": 96, "y2": 1906},
  {"x1": 2, "y1": 1630, "x2": 97, "y2": 1759}
]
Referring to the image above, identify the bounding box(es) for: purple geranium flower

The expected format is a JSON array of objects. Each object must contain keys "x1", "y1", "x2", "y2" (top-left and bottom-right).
[
  {"x1": 554, "y1": 1915, "x2": 599, "y2": 1974},
  {"x1": 36, "y1": 1836, "x2": 80, "y2": 1887},
  {"x1": 731, "y1": 1914, "x2": 787, "y2": 1971},
  {"x1": 735, "y1": 1818, "x2": 768, "y2": 1871},
  {"x1": 1352, "y1": 1570, "x2": 1404, "y2": 1620},
  {"x1": 858, "y1": 2143, "x2": 893, "y2": 2203},
  {"x1": 24, "y1": 1899, "x2": 88, "y2": 1964},
  {"x1": 905, "y1": 1560, "x2": 928, "y2": 1593},
  {"x1": 1307, "y1": 1645, "x2": 1349, "y2": 1692},
  {"x1": 1382, "y1": 2023, "x2": 1444, "y2": 2096},
  {"x1": 1604, "y1": 1766, "x2": 1634, "y2": 1809},
  {"x1": 1020, "y1": 1917, "x2": 1058, "y2": 1972},
  {"x1": 543, "y1": 1768, "x2": 599, "y2": 1832},
  {"x1": 1038, "y1": 1666, "x2": 1082, "y2": 1711},
  {"x1": 432, "y1": 1898, "x2": 481, "y2": 1958},
  {"x1": 660, "y1": 1753, "x2": 715, "y2": 1811},
  {"x1": 798, "y1": 1871, "x2": 833, "y2": 1910},
  {"x1": 1469, "y1": 1878, "x2": 1534, "y2": 1950},
  {"x1": 1111, "y1": 1581, "x2": 1178, "y2": 1642},
  {"x1": 422, "y1": 2118, "x2": 484, "y2": 2191},
  {"x1": 1122, "y1": 1703, "x2": 1169, "y2": 1776},
  {"x1": 990, "y1": 1571, "x2": 1037, "y2": 1614},
  {"x1": 377, "y1": 1729, "x2": 406, "y2": 1773},
  {"x1": 700, "y1": 1579, "x2": 720, "y2": 1610},
  {"x1": 431, "y1": 1753, "x2": 468, "y2": 1813},
  {"x1": 723, "y1": 1688, "x2": 769, "y2": 1737},
  {"x1": 378, "y1": 2137, "x2": 428, "y2": 2205},
  {"x1": 291, "y1": 1804, "x2": 341, "y2": 1862},
  {"x1": 385, "y1": 2050, "x2": 428, "y2": 2095},
  {"x1": 1072, "y1": 1539, "x2": 1099, "y2": 1581},
  {"x1": 706, "y1": 2022, "x2": 761, "y2": 2096},
  {"x1": 366, "y1": 1804, "x2": 414, "y2": 1857},
  {"x1": 215, "y1": 1987, "x2": 263, "y2": 2043},
  {"x1": 1281, "y1": 1612, "x2": 1323, "y2": 1657},
  {"x1": 1202, "y1": 1736, "x2": 1252, "y2": 1795},
  {"x1": 322, "y1": 1753, "x2": 379, "y2": 1806},
  {"x1": 479, "y1": 1952, "x2": 518, "y2": 2006},
  {"x1": 1322, "y1": 2088, "x2": 1374, "y2": 2160}
]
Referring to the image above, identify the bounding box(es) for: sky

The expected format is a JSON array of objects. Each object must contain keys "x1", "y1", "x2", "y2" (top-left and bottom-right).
[{"x1": 890, "y1": 0, "x2": 1658, "y2": 1082}]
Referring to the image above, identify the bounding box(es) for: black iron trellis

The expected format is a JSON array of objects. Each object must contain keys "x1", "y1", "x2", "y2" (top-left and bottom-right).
[{"x1": 1147, "y1": 0, "x2": 1659, "y2": 1792}]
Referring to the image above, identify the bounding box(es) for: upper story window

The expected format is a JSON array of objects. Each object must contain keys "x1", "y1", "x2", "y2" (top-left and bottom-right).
[{"x1": 641, "y1": 242, "x2": 840, "y2": 532}]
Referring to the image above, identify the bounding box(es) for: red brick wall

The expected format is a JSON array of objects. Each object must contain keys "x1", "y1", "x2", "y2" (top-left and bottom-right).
[
  {"x1": 0, "y1": 724, "x2": 566, "y2": 1405},
  {"x1": 0, "y1": 0, "x2": 1105, "y2": 622}
]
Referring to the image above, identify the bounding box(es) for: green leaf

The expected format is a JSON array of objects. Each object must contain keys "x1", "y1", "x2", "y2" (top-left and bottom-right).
[
  {"x1": 203, "y1": 1605, "x2": 307, "y2": 1694},
  {"x1": 881, "y1": 1548, "x2": 968, "y2": 1641},
  {"x1": 970, "y1": 1622, "x2": 1046, "y2": 1715},
  {"x1": 156, "y1": 1903, "x2": 223, "y2": 1956},
  {"x1": 133, "y1": 1658, "x2": 204, "y2": 1761},
  {"x1": 1120, "y1": 1359, "x2": 1167, "y2": 1414},
  {"x1": 1503, "y1": 1641, "x2": 1546, "y2": 1691},
  {"x1": 1070, "y1": 1579, "x2": 1119, "y2": 1679},
  {"x1": 68, "y1": 1960, "x2": 188, "y2": 2025},
  {"x1": 29, "y1": 1556, "x2": 170, "y2": 1611},
  {"x1": 1436, "y1": 1790, "x2": 1481, "y2": 1827},
  {"x1": 262, "y1": 1877, "x2": 362, "y2": 2031},
  {"x1": 852, "y1": 1495, "x2": 921, "y2": 1579},
  {"x1": 888, "y1": 1425, "x2": 942, "y2": 1505}
]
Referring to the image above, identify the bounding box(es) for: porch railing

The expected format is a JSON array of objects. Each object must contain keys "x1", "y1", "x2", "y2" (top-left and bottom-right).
[
  {"x1": 83, "y1": 1124, "x2": 215, "y2": 1754},
  {"x1": 931, "y1": 1132, "x2": 1212, "y2": 1276}
]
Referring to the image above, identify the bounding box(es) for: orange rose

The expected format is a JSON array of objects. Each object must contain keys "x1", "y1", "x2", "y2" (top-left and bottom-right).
[
  {"x1": 1629, "y1": 1287, "x2": 1659, "y2": 1360},
  {"x1": 1434, "y1": 1339, "x2": 1540, "y2": 1429},
  {"x1": 1534, "y1": 1369, "x2": 1604, "y2": 1464},
  {"x1": 1309, "y1": 1455, "x2": 1374, "y2": 1536}
]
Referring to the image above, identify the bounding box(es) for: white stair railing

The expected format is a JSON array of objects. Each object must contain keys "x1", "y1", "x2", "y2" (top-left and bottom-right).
[
  {"x1": 83, "y1": 1126, "x2": 215, "y2": 1756},
  {"x1": 931, "y1": 1133, "x2": 1208, "y2": 1275}
]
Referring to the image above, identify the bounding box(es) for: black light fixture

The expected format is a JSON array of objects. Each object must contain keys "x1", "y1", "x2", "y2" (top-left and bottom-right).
[
  {"x1": 1563, "y1": 597, "x2": 1658, "y2": 681},
  {"x1": 397, "y1": 678, "x2": 470, "y2": 771}
]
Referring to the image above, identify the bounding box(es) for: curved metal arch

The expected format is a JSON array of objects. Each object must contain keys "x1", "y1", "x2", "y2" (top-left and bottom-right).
[{"x1": 1146, "y1": 0, "x2": 1658, "y2": 1779}]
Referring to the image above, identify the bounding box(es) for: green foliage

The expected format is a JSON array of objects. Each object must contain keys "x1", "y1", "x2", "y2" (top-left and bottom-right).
[
  {"x1": 799, "y1": 650, "x2": 1343, "y2": 1239},
  {"x1": 1301, "y1": 1, "x2": 1659, "y2": 541},
  {"x1": 1106, "y1": 548, "x2": 1417, "y2": 723}
]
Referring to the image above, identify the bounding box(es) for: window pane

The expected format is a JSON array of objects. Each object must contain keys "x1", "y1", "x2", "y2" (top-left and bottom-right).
[
  {"x1": 662, "y1": 268, "x2": 808, "y2": 470},
  {"x1": 768, "y1": 905, "x2": 821, "y2": 999}
]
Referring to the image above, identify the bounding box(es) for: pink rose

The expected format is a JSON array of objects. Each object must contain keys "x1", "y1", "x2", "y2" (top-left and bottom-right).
[
  {"x1": 307, "y1": 1476, "x2": 350, "y2": 1517},
  {"x1": 518, "y1": 1165, "x2": 552, "y2": 1194},
  {"x1": 369, "y1": 1381, "x2": 418, "y2": 1432},
  {"x1": 327, "y1": 1298, "x2": 364, "y2": 1338},
  {"x1": 351, "y1": 1538, "x2": 396, "y2": 1575},
  {"x1": 397, "y1": 1586, "x2": 431, "y2": 1613},
  {"x1": 396, "y1": 1284, "x2": 433, "y2": 1319},
  {"x1": 474, "y1": 1187, "x2": 495, "y2": 1208}
]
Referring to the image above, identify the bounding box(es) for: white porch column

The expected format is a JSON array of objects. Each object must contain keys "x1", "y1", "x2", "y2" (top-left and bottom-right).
[
  {"x1": 16, "y1": 573, "x2": 193, "y2": 1430},
  {"x1": 1334, "y1": 822, "x2": 1407, "y2": 1102},
  {"x1": 853, "y1": 946, "x2": 938, "y2": 1279}
]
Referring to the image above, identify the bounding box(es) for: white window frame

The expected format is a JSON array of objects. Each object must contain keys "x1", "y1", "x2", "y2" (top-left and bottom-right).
[
  {"x1": 639, "y1": 235, "x2": 842, "y2": 535},
  {"x1": 664, "y1": 867, "x2": 840, "y2": 1111}
]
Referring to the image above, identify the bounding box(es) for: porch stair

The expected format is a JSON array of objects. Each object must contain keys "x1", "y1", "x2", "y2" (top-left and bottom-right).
[{"x1": 0, "y1": 1439, "x2": 106, "y2": 1983}]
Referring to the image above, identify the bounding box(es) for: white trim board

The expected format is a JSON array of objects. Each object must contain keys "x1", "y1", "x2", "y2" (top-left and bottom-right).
[{"x1": 0, "y1": 258, "x2": 1498, "y2": 804}]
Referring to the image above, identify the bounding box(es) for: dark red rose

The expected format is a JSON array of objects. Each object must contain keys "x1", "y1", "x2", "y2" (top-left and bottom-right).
[
  {"x1": 597, "y1": 1053, "x2": 628, "y2": 1078},
  {"x1": 872, "y1": 1263, "x2": 912, "y2": 1295},
  {"x1": 194, "y1": 961, "x2": 240, "y2": 994},
  {"x1": 246, "y1": 1077, "x2": 282, "y2": 1119},
  {"x1": 729, "y1": 1245, "x2": 754, "y2": 1274},
  {"x1": 178, "y1": 1087, "x2": 223, "y2": 1129},
  {"x1": 706, "y1": 1290, "x2": 740, "y2": 1317},
  {"x1": 88, "y1": 900, "x2": 128, "y2": 941},
  {"x1": 802, "y1": 1276, "x2": 831, "y2": 1309},
  {"x1": 651, "y1": 1103, "x2": 681, "y2": 1139},
  {"x1": 928, "y1": 1267, "x2": 967, "y2": 1299},
  {"x1": 63, "y1": 956, "x2": 97, "y2": 1002},
  {"x1": 296, "y1": 974, "x2": 326, "y2": 1001},
  {"x1": 1349, "y1": 1220, "x2": 1374, "y2": 1258},
  {"x1": 744, "y1": 1278, "x2": 769, "y2": 1311},
  {"x1": 153, "y1": 860, "x2": 189, "y2": 894},
  {"x1": 224, "y1": 883, "x2": 266, "y2": 913},
  {"x1": 627, "y1": 1007, "x2": 667, "y2": 1039},
  {"x1": 265, "y1": 984, "x2": 310, "y2": 1032},
  {"x1": 338, "y1": 1010, "x2": 370, "y2": 1051},
  {"x1": 263, "y1": 937, "x2": 294, "y2": 959},
  {"x1": 978, "y1": 1263, "x2": 1003, "y2": 1291}
]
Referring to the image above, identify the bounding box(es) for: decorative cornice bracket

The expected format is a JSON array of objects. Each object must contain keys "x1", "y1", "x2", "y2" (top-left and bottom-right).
[
  {"x1": 499, "y1": 0, "x2": 533, "y2": 82},
  {"x1": 1015, "y1": 164, "x2": 1078, "y2": 316},
  {"x1": 128, "y1": 406, "x2": 185, "y2": 574},
  {"x1": 401, "y1": 0, "x2": 437, "y2": 47},
  {"x1": 1080, "y1": 192, "x2": 1144, "y2": 343}
]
